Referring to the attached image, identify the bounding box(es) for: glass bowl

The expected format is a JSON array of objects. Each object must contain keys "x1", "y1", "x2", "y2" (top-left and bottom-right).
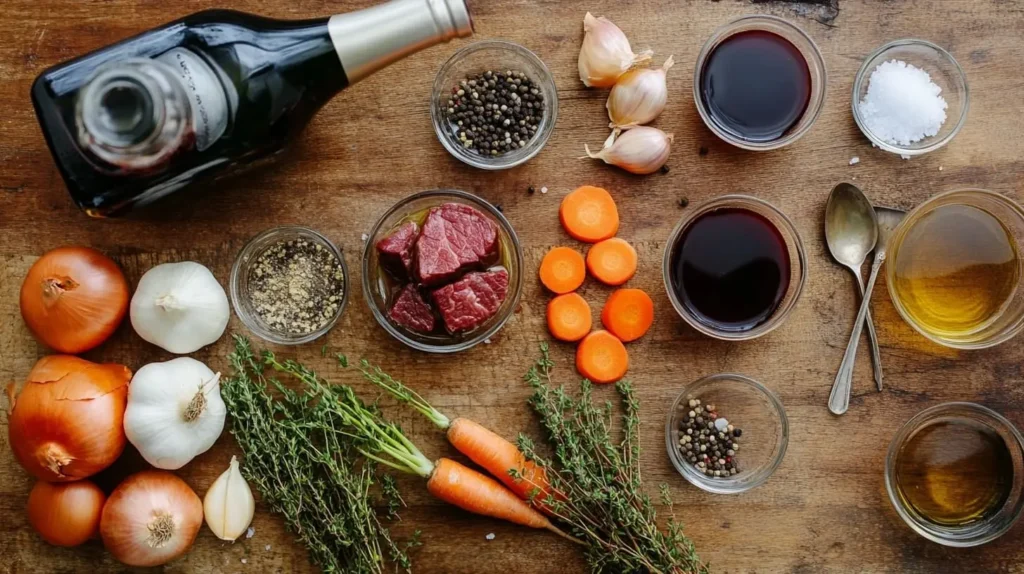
[
  {"x1": 230, "y1": 225, "x2": 348, "y2": 345},
  {"x1": 362, "y1": 189, "x2": 524, "y2": 353},
  {"x1": 886, "y1": 189, "x2": 1024, "y2": 349},
  {"x1": 885, "y1": 402, "x2": 1024, "y2": 547},
  {"x1": 665, "y1": 373, "x2": 788, "y2": 494},
  {"x1": 431, "y1": 40, "x2": 558, "y2": 170},
  {"x1": 662, "y1": 195, "x2": 807, "y2": 341},
  {"x1": 692, "y1": 15, "x2": 827, "y2": 151},
  {"x1": 853, "y1": 39, "x2": 969, "y2": 156}
]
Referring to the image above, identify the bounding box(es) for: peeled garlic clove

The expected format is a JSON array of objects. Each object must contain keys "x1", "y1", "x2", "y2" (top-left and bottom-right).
[
  {"x1": 607, "y1": 56, "x2": 674, "y2": 128},
  {"x1": 583, "y1": 126, "x2": 674, "y2": 175},
  {"x1": 203, "y1": 456, "x2": 255, "y2": 541},
  {"x1": 578, "y1": 12, "x2": 653, "y2": 88}
]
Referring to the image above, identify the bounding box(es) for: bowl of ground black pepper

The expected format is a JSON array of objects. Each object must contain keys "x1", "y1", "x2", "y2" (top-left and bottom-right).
[
  {"x1": 230, "y1": 226, "x2": 348, "y2": 345},
  {"x1": 665, "y1": 373, "x2": 788, "y2": 494},
  {"x1": 431, "y1": 40, "x2": 558, "y2": 170}
]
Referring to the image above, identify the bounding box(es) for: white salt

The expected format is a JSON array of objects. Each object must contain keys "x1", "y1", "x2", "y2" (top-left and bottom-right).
[
  {"x1": 858, "y1": 59, "x2": 947, "y2": 146},
  {"x1": 246, "y1": 526, "x2": 256, "y2": 539},
  {"x1": 485, "y1": 533, "x2": 496, "y2": 540},
  {"x1": 849, "y1": 156, "x2": 860, "y2": 166},
  {"x1": 540, "y1": 187, "x2": 548, "y2": 194}
]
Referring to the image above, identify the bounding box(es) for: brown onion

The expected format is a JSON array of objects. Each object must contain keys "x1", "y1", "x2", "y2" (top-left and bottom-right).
[
  {"x1": 101, "y1": 470, "x2": 203, "y2": 567},
  {"x1": 27, "y1": 479, "x2": 106, "y2": 546},
  {"x1": 20, "y1": 246, "x2": 129, "y2": 353},
  {"x1": 8, "y1": 355, "x2": 131, "y2": 481}
]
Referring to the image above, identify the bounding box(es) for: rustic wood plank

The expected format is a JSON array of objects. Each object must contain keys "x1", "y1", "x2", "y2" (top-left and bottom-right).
[{"x1": 3, "y1": 0, "x2": 1024, "y2": 572}]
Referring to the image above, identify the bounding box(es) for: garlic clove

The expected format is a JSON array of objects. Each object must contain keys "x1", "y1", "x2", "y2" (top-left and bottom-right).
[
  {"x1": 578, "y1": 12, "x2": 653, "y2": 88},
  {"x1": 583, "y1": 126, "x2": 674, "y2": 175},
  {"x1": 203, "y1": 456, "x2": 255, "y2": 541},
  {"x1": 607, "y1": 55, "x2": 674, "y2": 128}
]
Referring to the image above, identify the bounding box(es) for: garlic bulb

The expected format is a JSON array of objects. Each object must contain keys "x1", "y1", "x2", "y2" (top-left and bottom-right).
[
  {"x1": 607, "y1": 56, "x2": 674, "y2": 128},
  {"x1": 583, "y1": 127, "x2": 674, "y2": 175},
  {"x1": 578, "y1": 12, "x2": 653, "y2": 88},
  {"x1": 203, "y1": 456, "x2": 255, "y2": 541},
  {"x1": 130, "y1": 261, "x2": 229, "y2": 354},
  {"x1": 123, "y1": 357, "x2": 226, "y2": 470}
]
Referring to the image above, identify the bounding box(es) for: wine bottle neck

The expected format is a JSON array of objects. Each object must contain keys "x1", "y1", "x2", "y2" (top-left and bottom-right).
[{"x1": 328, "y1": 0, "x2": 472, "y2": 84}]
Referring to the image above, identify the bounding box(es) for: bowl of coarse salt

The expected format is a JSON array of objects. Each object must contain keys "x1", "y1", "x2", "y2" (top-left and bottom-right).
[{"x1": 852, "y1": 39, "x2": 968, "y2": 157}]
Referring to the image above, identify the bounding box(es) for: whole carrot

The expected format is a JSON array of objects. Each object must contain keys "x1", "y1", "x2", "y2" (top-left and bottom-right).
[{"x1": 356, "y1": 360, "x2": 561, "y2": 511}]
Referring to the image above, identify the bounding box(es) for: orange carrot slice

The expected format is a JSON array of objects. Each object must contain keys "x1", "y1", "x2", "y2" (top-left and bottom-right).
[
  {"x1": 586, "y1": 238, "x2": 637, "y2": 286},
  {"x1": 601, "y1": 289, "x2": 654, "y2": 342},
  {"x1": 547, "y1": 293, "x2": 592, "y2": 342},
  {"x1": 539, "y1": 247, "x2": 586, "y2": 294},
  {"x1": 559, "y1": 186, "x2": 619, "y2": 243},
  {"x1": 575, "y1": 330, "x2": 628, "y2": 384}
]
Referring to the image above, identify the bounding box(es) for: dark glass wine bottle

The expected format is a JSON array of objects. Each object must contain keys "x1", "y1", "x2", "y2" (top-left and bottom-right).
[{"x1": 31, "y1": 0, "x2": 472, "y2": 217}]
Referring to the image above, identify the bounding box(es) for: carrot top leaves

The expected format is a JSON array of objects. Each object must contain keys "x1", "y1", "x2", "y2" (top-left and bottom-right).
[{"x1": 520, "y1": 343, "x2": 707, "y2": 574}]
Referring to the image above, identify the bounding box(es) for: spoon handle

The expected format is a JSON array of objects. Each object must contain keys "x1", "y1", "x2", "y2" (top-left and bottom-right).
[
  {"x1": 854, "y1": 273, "x2": 884, "y2": 391},
  {"x1": 830, "y1": 251, "x2": 885, "y2": 415}
]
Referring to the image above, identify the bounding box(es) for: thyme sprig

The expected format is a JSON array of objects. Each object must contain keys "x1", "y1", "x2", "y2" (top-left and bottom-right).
[
  {"x1": 222, "y1": 336, "x2": 419, "y2": 574},
  {"x1": 518, "y1": 343, "x2": 708, "y2": 574}
]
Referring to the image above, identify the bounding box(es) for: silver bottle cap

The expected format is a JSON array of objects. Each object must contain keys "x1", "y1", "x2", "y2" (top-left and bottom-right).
[{"x1": 329, "y1": 0, "x2": 473, "y2": 84}]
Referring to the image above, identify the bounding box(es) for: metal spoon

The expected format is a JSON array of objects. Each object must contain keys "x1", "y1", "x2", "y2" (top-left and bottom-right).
[
  {"x1": 829, "y1": 196, "x2": 901, "y2": 415},
  {"x1": 825, "y1": 183, "x2": 884, "y2": 392}
]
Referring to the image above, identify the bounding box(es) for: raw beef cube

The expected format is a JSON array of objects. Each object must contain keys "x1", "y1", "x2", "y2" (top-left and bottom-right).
[
  {"x1": 415, "y1": 203, "x2": 498, "y2": 286},
  {"x1": 432, "y1": 269, "x2": 509, "y2": 333},
  {"x1": 376, "y1": 221, "x2": 420, "y2": 278},
  {"x1": 388, "y1": 284, "x2": 436, "y2": 333}
]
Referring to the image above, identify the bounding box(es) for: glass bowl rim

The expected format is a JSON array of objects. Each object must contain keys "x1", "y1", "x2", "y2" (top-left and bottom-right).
[
  {"x1": 851, "y1": 38, "x2": 970, "y2": 156},
  {"x1": 229, "y1": 225, "x2": 349, "y2": 346},
  {"x1": 662, "y1": 194, "x2": 808, "y2": 341},
  {"x1": 883, "y1": 401, "x2": 1024, "y2": 547},
  {"x1": 691, "y1": 14, "x2": 828, "y2": 151},
  {"x1": 430, "y1": 39, "x2": 558, "y2": 170},
  {"x1": 360, "y1": 188, "x2": 525, "y2": 353},
  {"x1": 885, "y1": 188, "x2": 1024, "y2": 350},
  {"x1": 664, "y1": 372, "x2": 789, "y2": 494}
]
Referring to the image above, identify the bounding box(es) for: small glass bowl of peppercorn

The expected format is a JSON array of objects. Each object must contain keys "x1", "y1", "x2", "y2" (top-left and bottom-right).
[
  {"x1": 230, "y1": 226, "x2": 348, "y2": 345},
  {"x1": 431, "y1": 40, "x2": 558, "y2": 170},
  {"x1": 665, "y1": 373, "x2": 789, "y2": 494}
]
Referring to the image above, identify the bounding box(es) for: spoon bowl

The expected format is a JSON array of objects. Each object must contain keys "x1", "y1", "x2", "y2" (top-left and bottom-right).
[{"x1": 825, "y1": 183, "x2": 879, "y2": 269}]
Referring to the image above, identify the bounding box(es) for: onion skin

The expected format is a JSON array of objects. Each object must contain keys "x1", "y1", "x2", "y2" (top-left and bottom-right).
[
  {"x1": 27, "y1": 479, "x2": 106, "y2": 546},
  {"x1": 8, "y1": 355, "x2": 131, "y2": 482},
  {"x1": 20, "y1": 246, "x2": 129, "y2": 354},
  {"x1": 101, "y1": 470, "x2": 203, "y2": 567}
]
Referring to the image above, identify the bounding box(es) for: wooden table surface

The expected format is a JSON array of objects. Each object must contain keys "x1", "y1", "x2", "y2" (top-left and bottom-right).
[{"x1": 3, "y1": 0, "x2": 1024, "y2": 572}]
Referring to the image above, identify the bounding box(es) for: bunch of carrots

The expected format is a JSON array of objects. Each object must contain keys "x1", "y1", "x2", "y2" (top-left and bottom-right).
[{"x1": 539, "y1": 185, "x2": 655, "y2": 383}]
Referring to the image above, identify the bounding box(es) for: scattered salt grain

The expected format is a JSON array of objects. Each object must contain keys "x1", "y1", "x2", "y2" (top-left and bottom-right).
[
  {"x1": 858, "y1": 59, "x2": 947, "y2": 146},
  {"x1": 939, "y1": 166, "x2": 944, "y2": 171},
  {"x1": 361, "y1": 233, "x2": 369, "y2": 242},
  {"x1": 540, "y1": 187, "x2": 548, "y2": 194},
  {"x1": 484, "y1": 338, "x2": 492, "y2": 345},
  {"x1": 849, "y1": 156, "x2": 860, "y2": 166},
  {"x1": 241, "y1": 558, "x2": 248, "y2": 564},
  {"x1": 265, "y1": 545, "x2": 272, "y2": 551},
  {"x1": 486, "y1": 533, "x2": 496, "y2": 540},
  {"x1": 246, "y1": 527, "x2": 256, "y2": 539},
  {"x1": 714, "y1": 418, "x2": 729, "y2": 432}
]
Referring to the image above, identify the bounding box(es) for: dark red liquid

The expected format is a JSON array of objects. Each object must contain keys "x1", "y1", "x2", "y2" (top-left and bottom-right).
[
  {"x1": 670, "y1": 208, "x2": 791, "y2": 332},
  {"x1": 699, "y1": 30, "x2": 811, "y2": 142}
]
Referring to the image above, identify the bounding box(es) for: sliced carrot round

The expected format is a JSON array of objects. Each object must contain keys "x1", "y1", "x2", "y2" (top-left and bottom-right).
[
  {"x1": 547, "y1": 293, "x2": 592, "y2": 342},
  {"x1": 539, "y1": 247, "x2": 586, "y2": 294},
  {"x1": 602, "y1": 288, "x2": 654, "y2": 342},
  {"x1": 586, "y1": 238, "x2": 637, "y2": 286},
  {"x1": 559, "y1": 186, "x2": 619, "y2": 243},
  {"x1": 576, "y1": 330, "x2": 628, "y2": 384}
]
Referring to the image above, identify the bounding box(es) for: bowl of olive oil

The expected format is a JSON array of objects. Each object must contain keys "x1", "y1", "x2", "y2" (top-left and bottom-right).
[
  {"x1": 887, "y1": 189, "x2": 1024, "y2": 349},
  {"x1": 885, "y1": 402, "x2": 1024, "y2": 547}
]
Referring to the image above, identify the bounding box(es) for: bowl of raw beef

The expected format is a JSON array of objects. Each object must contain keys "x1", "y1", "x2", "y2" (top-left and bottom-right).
[{"x1": 362, "y1": 189, "x2": 524, "y2": 353}]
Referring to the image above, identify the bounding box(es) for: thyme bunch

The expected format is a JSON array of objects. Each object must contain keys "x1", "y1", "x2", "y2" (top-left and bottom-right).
[
  {"x1": 518, "y1": 343, "x2": 707, "y2": 574},
  {"x1": 222, "y1": 336, "x2": 417, "y2": 574}
]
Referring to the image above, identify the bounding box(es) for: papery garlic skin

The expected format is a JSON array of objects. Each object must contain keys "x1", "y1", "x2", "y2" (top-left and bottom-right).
[
  {"x1": 130, "y1": 261, "x2": 229, "y2": 354},
  {"x1": 584, "y1": 126, "x2": 674, "y2": 175},
  {"x1": 579, "y1": 12, "x2": 653, "y2": 88},
  {"x1": 607, "y1": 56, "x2": 674, "y2": 128},
  {"x1": 123, "y1": 357, "x2": 226, "y2": 470},
  {"x1": 203, "y1": 456, "x2": 255, "y2": 542}
]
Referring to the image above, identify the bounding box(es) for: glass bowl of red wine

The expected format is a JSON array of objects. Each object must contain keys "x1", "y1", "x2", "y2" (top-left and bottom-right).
[
  {"x1": 663, "y1": 195, "x2": 807, "y2": 340},
  {"x1": 362, "y1": 189, "x2": 524, "y2": 353},
  {"x1": 693, "y1": 15, "x2": 827, "y2": 151}
]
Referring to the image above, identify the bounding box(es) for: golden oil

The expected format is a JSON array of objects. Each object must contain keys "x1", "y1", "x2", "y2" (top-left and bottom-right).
[
  {"x1": 894, "y1": 420, "x2": 1014, "y2": 526},
  {"x1": 891, "y1": 204, "x2": 1020, "y2": 340}
]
